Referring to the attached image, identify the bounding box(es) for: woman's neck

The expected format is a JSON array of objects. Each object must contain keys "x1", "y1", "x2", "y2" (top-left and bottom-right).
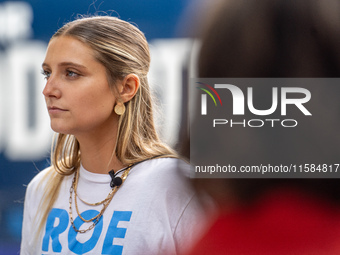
[{"x1": 76, "y1": 132, "x2": 124, "y2": 174}]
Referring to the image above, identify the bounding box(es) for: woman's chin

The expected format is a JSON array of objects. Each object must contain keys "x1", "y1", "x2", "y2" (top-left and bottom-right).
[{"x1": 50, "y1": 123, "x2": 72, "y2": 135}]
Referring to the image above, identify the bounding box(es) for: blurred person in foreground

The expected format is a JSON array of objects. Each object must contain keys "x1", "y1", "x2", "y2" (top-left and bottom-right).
[{"x1": 186, "y1": 0, "x2": 340, "y2": 254}]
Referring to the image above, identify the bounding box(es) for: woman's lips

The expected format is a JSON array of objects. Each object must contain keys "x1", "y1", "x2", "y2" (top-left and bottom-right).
[{"x1": 47, "y1": 106, "x2": 68, "y2": 114}]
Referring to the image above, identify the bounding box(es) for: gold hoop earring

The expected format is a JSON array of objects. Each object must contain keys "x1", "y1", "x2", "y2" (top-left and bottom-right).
[{"x1": 114, "y1": 102, "x2": 126, "y2": 115}]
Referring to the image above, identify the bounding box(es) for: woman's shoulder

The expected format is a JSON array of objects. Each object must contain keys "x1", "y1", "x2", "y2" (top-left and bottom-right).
[
  {"x1": 26, "y1": 166, "x2": 56, "y2": 193},
  {"x1": 129, "y1": 157, "x2": 194, "y2": 196},
  {"x1": 134, "y1": 157, "x2": 192, "y2": 178}
]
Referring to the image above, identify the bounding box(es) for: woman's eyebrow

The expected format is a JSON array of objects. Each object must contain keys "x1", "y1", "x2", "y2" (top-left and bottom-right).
[
  {"x1": 41, "y1": 62, "x2": 49, "y2": 69},
  {"x1": 41, "y1": 62, "x2": 87, "y2": 69},
  {"x1": 58, "y1": 62, "x2": 87, "y2": 69}
]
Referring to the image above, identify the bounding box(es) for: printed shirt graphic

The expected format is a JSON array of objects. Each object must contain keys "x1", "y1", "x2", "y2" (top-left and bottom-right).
[{"x1": 21, "y1": 158, "x2": 205, "y2": 255}]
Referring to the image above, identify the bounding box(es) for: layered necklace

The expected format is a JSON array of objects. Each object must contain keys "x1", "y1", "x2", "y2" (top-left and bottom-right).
[
  {"x1": 68, "y1": 155, "x2": 165, "y2": 233},
  {"x1": 68, "y1": 165, "x2": 131, "y2": 233}
]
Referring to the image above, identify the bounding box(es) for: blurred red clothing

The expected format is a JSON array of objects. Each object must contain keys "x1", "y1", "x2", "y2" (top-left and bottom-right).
[{"x1": 187, "y1": 188, "x2": 340, "y2": 255}]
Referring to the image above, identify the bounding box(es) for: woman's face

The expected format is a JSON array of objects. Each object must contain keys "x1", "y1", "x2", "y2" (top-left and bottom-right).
[{"x1": 42, "y1": 36, "x2": 118, "y2": 136}]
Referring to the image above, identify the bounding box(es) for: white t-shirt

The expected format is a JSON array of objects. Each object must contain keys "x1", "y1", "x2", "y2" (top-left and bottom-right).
[{"x1": 21, "y1": 158, "x2": 206, "y2": 255}]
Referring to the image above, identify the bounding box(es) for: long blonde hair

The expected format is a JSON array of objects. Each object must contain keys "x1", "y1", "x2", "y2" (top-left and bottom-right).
[{"x1": 36, "y1": 16, "x2": 176, "y2": 237}]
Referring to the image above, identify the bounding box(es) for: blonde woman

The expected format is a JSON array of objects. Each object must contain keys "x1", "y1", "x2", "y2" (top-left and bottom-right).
[{"x1": 21, "y1": 16, "x2": 203, "y2": 255}]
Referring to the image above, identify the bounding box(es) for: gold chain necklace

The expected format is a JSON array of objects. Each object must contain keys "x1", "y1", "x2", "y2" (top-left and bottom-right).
[{"x1": 68, "y1": 165, "x2": 131, "y2": 233}]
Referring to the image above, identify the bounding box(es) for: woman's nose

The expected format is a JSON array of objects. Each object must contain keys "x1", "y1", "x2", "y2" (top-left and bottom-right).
[{"x1": 42, "y1": 75, "x2": 61, "y2": 99}]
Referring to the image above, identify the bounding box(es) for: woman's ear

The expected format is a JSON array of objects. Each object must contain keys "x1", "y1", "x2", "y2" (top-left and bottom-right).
[{"x1": 118, "y1": 74, "x2": 140, "y2": 103}]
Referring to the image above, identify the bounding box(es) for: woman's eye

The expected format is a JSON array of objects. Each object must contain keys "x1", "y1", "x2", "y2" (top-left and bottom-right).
[
  {"x1": 66, "y1": 70, "x2": 79, "y2": 78},
  {"x1": 41, "y1": 70, "x2": 51, "y2": 80}
]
